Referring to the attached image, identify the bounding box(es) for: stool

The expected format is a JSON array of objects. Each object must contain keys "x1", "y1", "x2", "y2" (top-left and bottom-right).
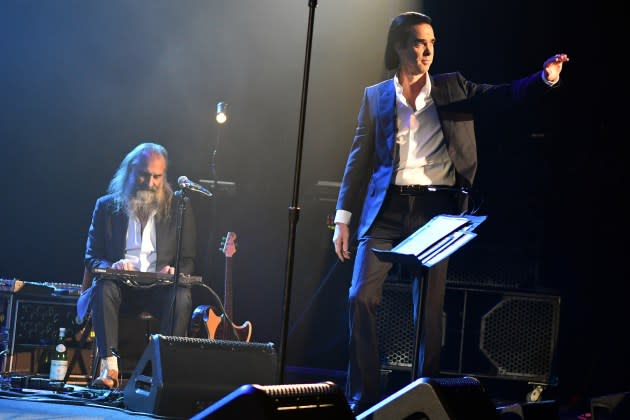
[
  {"x1": 137, "y1": 311, "x2": 155, "y2": 342},
  {"x1": 90, "y1": 311, "x2": 157, "y2": 382}
]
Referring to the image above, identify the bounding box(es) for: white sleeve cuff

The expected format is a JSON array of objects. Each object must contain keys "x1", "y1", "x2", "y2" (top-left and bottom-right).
[
  {"x1": 541, "y1": 70, "x2": 558, "y2": 86},
  {"x1": 334, "y1": 209, "x2": 352, "y2": 225}
]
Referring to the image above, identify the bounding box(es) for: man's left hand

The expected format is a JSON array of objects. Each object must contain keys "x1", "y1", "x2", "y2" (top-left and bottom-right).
[{"x1": 543, "y1": 53, "x2": 569, "y2": 83}]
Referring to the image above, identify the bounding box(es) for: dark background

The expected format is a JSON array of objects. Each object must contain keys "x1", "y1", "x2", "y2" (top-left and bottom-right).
[{"x1": 0, "y1": 0, "x2": 620, "y2": 411}]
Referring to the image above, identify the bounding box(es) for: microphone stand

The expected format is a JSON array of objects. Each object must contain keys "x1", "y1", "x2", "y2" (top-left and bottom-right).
[
  {"x1": 204, "y1": 121, "x2": 221, "y2": 290},
  {"x1": 278, "y1": 0, "x2": 318, "y2": 384},
  {"x1": 167, "y1": 188, "x2": 188, "y2": 336}
]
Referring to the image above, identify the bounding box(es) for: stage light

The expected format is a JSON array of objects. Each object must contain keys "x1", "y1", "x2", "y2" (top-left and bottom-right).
[{"x1": 216, "y1": 101, "x2": 228, "y2": 124}]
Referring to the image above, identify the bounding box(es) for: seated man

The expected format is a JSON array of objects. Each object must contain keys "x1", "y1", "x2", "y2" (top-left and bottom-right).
[{"x1": 78, "y1": 142, "x2": 196, "y2": 389}]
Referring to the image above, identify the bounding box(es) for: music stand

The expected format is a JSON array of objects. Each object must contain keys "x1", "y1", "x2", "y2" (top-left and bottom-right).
[{"x1": 373, "y1": 214, "x2": 486, "y2": 381}]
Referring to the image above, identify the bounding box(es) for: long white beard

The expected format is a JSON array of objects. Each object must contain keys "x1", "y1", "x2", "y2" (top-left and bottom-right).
[{"x1": 128, "y1": 190, "x2": 159, "y2": 220}]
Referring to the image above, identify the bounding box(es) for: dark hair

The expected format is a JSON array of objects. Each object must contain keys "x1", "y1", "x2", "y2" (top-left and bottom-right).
[{"x1": 384, "y1": 12, "x2": 433, "y2": 71}]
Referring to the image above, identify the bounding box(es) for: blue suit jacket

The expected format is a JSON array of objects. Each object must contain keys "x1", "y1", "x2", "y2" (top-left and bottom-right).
[{"x1": 336, "y1": 71, "x2": 552, "y2": 239}]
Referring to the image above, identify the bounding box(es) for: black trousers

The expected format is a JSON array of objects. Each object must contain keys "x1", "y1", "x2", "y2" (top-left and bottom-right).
[
  {"x1": 91, "y1": 278, "x2": 192, "y2": 358},
  {"x1": 346, "y1": 189, "x2": 457, "y2": 410}
]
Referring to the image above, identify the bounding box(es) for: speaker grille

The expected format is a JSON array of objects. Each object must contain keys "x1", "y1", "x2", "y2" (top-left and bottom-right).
[
  {"x1": 258, "y1": 381, "x2": 341, "y2": 397},
  {"x1": 157, "y1": 335, "x2": 276, "y2": 354},
  {"x1": 377, "y1": 284, "x2": 560, "y2": 383},
  {"x1": 13, "y1": 299, "x2": 77, "y2": 345},
  {"x1": 377, "y1": 283, "x2": 414, "y2": 368},
  {"x1": 480, "y1": 296, "x2": 559, "y2": 378}
]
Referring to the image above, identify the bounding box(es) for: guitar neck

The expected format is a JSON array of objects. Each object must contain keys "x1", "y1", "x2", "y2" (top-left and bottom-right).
[{"x1": 224, "y1": 256, "x2": 233, "y2": 319}]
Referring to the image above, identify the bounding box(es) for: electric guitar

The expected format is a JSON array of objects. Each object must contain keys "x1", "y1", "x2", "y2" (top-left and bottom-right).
[{"x1": 191, "y1": 232, "x2": 252, "y2": 341}]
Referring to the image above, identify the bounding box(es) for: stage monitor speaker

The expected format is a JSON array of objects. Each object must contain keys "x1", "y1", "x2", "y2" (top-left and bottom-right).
[
  {"x1": 123, "y1": 335, "x2": 277, "y2": 418},
  {"x1": 378, "y1": 284, "x2": 560, "y2": 383},
  {"x1": 497, "y1": 401, "x2": 559, "y2": 420},
  {"x1": 191, "y1": 381, "x2": 354, "y2": 419},
  {"x1": 357, "y1": 376, "x2": 498, "y2": 420},
  {"x1": 591, "y1": 391, "x2": 630, "y2": 420}
]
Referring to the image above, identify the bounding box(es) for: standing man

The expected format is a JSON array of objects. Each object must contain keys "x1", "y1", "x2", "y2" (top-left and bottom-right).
[
  {"x1": 332, "y1": 11, "x2": 568, "y2": 413},
  {"x1": 78, "y1": 142, "x2": 196, "y2": 389}
]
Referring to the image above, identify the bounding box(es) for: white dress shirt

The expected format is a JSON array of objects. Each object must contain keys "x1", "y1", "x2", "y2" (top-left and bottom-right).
[
  {"x1": 335, "y1": 74, "x2": 455, "y2": 226},
  {"x1": 124, "y1": 211, "x2": 157, "y2": 272}
]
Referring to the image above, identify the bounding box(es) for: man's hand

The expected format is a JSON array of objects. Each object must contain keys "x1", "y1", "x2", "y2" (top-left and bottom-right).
[
  {"x1": 333, "y1": 223, "x2": 352, "y2": 262},
  {"x1": 543, "y1": 53, "x2": 569, "y2": 83},
  {"x1": 159, "y1": 265, "x2": 175, "y2": 275},
  {"x1": 111, "y1": 259, "x2": 137, "y2": 271}
]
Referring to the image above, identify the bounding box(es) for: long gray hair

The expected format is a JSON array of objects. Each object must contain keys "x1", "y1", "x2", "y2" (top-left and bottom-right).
[{"x1": 107, "y1": 142, "x2": 173, "y2": 219}]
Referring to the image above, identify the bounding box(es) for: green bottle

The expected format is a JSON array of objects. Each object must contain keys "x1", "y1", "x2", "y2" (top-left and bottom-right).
[{"x1": 49, "y1": 327, "x2": 68, "y2": 381}]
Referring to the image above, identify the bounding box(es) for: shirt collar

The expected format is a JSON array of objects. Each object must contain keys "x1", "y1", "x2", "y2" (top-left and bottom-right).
[{"x1": 394, "y1": 73, "x2": 432, "y2": 108}]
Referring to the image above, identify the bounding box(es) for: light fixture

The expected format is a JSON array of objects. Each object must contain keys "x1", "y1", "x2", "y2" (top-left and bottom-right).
[{"x1": 215, "y1": 101, "x2": 228, "y2": 124}]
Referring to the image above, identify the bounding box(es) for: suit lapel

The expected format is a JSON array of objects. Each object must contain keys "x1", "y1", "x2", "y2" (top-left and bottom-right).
[
  {"x1": 109, "y1": 209, "x2": 128, "y2": 260},
  {"x1": 155, "y1": 215, "x2": 167, "y2": 263},
  {"x1": 430, "y1": 75, "x2": 456, "y2": 143},
  {"x1": 429, "y1": 74, "x2": 449, "y2": 106},
  {"x1": 377, "y1": 79, "x2": 397, "y2": 153}
]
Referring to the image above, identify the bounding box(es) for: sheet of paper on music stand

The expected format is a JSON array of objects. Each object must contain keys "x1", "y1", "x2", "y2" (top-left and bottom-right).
[
  {"x1": 421, "y1": 230, "x2": 478, "y2": 267},
  {"x1": 372, "y1": 214, "x2": 486, "y2": 268}
]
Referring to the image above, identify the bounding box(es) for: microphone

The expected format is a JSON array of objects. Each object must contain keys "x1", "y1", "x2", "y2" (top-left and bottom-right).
[{"x1": 177, "y1": 176, "x2": 213, "y2": 197}]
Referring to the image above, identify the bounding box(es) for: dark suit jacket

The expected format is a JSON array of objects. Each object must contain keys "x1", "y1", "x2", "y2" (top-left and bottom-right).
[
  {"x1": 336, "y1": 71, "x2": 553, "y2": 239},
  {"x1": 77, "y1": 193, "x2": 196, "y2": 321},
  {"x1": 84, "y1": 193, "x2": 196, "y2": 274}
]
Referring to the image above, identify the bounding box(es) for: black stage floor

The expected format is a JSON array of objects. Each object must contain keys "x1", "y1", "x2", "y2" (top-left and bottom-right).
[{"x1": 0, "y1": 370, "x2": 611, "y2": 420}]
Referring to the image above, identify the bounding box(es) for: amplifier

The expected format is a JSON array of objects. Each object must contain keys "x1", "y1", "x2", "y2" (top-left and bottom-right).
[{"x1": 0, "y1": 293, "x2": 92, "y2": 380}]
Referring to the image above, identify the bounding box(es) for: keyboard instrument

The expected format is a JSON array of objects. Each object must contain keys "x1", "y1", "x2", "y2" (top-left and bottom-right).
[{"x1": 91, "y1": 268, "x2": 203, "y2": 287}]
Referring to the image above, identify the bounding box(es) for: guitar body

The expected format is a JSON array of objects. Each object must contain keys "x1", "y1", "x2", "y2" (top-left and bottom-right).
[
  {"x1": 189, "y1": 305, "x2": 252, "y2": 342},
  {"x1": 189, "y1": 232, "x2": 253, "y2": 342},
  {"x1": 211, "y1": 307, "x2": 253, "y2": 342},
  {"x1": 190, "y1": 304, "x2": 221, "y2": 339}
]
